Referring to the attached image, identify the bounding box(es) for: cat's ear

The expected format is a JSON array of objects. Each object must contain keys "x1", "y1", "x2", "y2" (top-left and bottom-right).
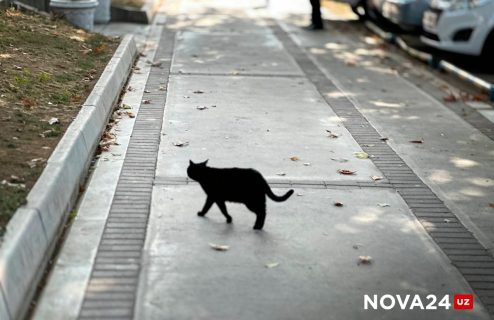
[
  {"x1": 189, "y1": 160, "x2": 194, "y2": 165},
  {"x1": 203, "y1": 159, "x2": 209, "y2": 166}
]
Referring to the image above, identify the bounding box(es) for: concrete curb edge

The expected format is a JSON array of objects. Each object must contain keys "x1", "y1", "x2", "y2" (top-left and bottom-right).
[
  {"x1": 364, "y1": 21, "x2": 494, "y2": 102},
  {"x1": 0, "y1": 35, "x2": 138, "y2": 320}
]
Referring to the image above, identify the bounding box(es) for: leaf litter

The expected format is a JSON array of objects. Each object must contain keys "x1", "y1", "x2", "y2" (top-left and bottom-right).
[
  {"x1": 209, "y1": 243, "x2": 229, "y2": 251},
  {"x1": 358, "y1": 256, "x2": 373, "y2": 265},
  {"x1": 48, "y1": 117, "x2": 59, "y2": 125},
  {"x1": 265, "y1": 262, "x2": 280, "y2": 269},
  {"x1": 353, "y1": 152, "x2": 368, "y2": 159},
  {"x1": 173, "y1": 141, "x2": 189, "y2": 147},
  {"x1": 326, "y1": 130, "x2": 340, "y2": 138},
  {"x1": 338, "y1": 169, "x2": 356, "y2": 175}
]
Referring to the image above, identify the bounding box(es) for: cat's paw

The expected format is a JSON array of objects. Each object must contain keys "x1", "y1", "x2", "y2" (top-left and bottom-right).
[
  {"x1": 226, "y1": 217, "x2": 232, "y2": 223},
  {"x1": 253, "y1": 225, "x2": 263, "y2": 230},
  {"x1": 197, "y1": 211, "x2": 205, "y2": 217}
]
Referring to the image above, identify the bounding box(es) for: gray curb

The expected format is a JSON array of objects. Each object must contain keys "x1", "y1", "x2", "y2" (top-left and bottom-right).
[
  {"x1": 364, "y1": 21, "x2": 494, "y2": 102},
  {"x1": 0, "y1": 35, "x2": 137, "y2": 320}
]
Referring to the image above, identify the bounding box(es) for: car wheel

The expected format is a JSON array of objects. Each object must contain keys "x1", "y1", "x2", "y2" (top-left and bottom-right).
[
  {"x1": 481, "y1": 30, "x2": 494, "y2": 60},
  {"x1": 351, "y1": 3, "x2": 367, "y2": 20}
]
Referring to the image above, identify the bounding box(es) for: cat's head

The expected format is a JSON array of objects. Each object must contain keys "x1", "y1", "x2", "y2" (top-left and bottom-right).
[{"x1": 187, "y1": 159, "x2": 208, "y2": 180}]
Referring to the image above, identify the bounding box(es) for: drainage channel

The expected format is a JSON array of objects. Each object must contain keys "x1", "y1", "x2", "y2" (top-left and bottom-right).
[
  {"x1": 76, "y1": 27, "x2": 176, "y2": 319},
  {"x1": 270, "y1": 20, "x2": 494, "y2": 316}
]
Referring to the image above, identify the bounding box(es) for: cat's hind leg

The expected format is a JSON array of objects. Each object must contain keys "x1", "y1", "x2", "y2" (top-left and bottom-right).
[
  {"x1": 216, "y1": 201, "x2": 233, "y2": 223},
  {"x1": 248, "y1": 202, "x2": 266, "y2": 230},
  {"x1": 198, "y1": 197, "x2": 214, "y2": 217}
]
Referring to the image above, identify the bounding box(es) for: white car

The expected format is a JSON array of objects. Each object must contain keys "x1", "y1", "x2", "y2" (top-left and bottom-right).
[{"x1": 421, "y1": 0, "x2": 494, "y2": 56}]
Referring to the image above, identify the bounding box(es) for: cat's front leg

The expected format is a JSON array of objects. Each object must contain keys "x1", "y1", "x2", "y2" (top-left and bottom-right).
[
  {"x1": 216, "y1": 201, "x2": 233, "y2": 223},
  {"x1": 198, "y1": 197, "x2": 214, "y2": 217}
]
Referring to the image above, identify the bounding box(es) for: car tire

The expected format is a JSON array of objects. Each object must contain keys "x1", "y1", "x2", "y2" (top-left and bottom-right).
[
  {"x1": 481, "y1": 29, "x2": 494, "y2": 60},
  {"x1": 351, "y1": 2, "x2": 368, "y2": 20}
]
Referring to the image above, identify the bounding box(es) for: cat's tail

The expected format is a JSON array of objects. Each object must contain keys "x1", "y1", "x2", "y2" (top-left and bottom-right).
[{"x1": 266, "y1": 185, "x2": 294, "y2": 202}]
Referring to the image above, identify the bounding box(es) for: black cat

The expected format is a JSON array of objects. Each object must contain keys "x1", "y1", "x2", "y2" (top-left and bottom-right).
[{"x1": 187, "y1": 160, "x2": 294, "y2": 230}]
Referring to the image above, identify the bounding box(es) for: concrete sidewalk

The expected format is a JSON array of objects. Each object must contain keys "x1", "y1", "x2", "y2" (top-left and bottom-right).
[{"x1": 33, "y1": 0, "x2": 494, "y2": 319}]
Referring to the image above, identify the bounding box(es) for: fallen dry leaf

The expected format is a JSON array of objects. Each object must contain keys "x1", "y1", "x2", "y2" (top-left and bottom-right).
[
  {"x1": 326, "y1": 130, "x2": 340, "y2": 138},
  {"x1": 409, "y1": 139, "x2": 424, "y2": 144},
  {"x1": 276, "y1": 172, "x2": 286, "y2": 176},
  {"x1": 265, "y1": 262, "x2": 280, "y2": 268},
  {"x1": 143, "y1": 99, "x2": 151, "y2": 104},
  {"x1": 196, "y1": 106, "x2": 208, "y2": 110},
  {"x1": 48, "y1": 117, "x2": 59, "y2": 125},
  {"x1": 303, "y1": 162, "x2": 311, "y2": 166},
  {"x1": 345, "y1": 59, "x2": 358, "y2": 67},
  {"x1": 331, "y1": 158, "x2": 349, "y2": 163},
  {"x1": 209, "y1": 243, "x2": 229, "y2": 251},
  {"x1": 144, "y1": 90, "x2": 151, "y2": 93},
  {"x1": 159, "y1": 85, "x2": 167, "y2": 91},
  {"x1": 352, "y1": 244, "x2": 362, "y2": 250},
  {"x1": 377, "y1": 203, "x2": 390, "y2": 207},
  {"x1": 290, "y1": 156, "x2": 300, "y2": 161},
  {"x1": 442, "y1": 93, "x2": 458, "y2": 102},
  {"x1": 334, "y1": 202, "x2": 343, "y2": 207},
  {"x1": 358, "y1": 255, "x2": 372, "y2": 265},
  {"x1": 21, "y1": 98, "x2": 35, "y2": 108},
  {"x1": 125, "y1": 111, "x2": 135, "y2": 118},
  {"x1": 338, "y1": 169, "x2": 356, "y2": 175},
  {"x1": 371, "y1": 175, "x2": 383, "y2": 181},
  {"x1": 173, "y1": 141, "x2": 189, "y2": 147},
  {"x1": 8, "y1": 175, "x2": 24, "y2": 184},
  {"x1": 354, "y1": 152, "x2": 368, "y2": 159},
  {"x1": 489, "y1": 203, "x2": 494, "y2": 208},
  {"x1": 380, "y1": 137, "x2": 389, "y2": 141},
  {"x1": 1, "y1": 180, "x2": 25, "y2": 189},
  {"x1": 121, "y1": 103, "x2": 132, "y2": 109},
  {"x1": 193, "y1": 90, "x2": 205, "y2": 94}
]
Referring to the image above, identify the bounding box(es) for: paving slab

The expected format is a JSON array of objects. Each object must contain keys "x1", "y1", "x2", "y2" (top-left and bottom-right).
[
  {"x1": 136, "y1": 185, "x2": 490, "y2": 319},
  {"x1": 172, "y1": 31, "x2": 303, "y2": 76},
  {"x1": 156, "y1": 75, "x2": 382, "y2": 181}
]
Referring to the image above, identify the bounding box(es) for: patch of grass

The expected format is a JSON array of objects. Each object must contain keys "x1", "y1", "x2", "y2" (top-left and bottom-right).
[
  {"x1": 37, "y1": 72, "x2": 52, "y2": 82},
  {"x1": 0, "y1": 185, "x2": 27, "y2": 235},
  {"x1": 76, "y1": 58, "x2": 95, "y2": 71},
  {"x1": 0, "y1": 8, "x2": 118, "y2": 235},
  {"x1": 51, "y1": 90, "x2": 71, "y2": 104},
  {"x1": 54, "y1": 73, "x2": 76, "y2": 82}
]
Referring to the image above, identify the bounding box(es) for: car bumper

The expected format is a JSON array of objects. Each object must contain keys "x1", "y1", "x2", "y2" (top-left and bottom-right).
[
  {"x1": 421, "y1": 8, "x2": 485, "y2": 55},
  {"x1": 382, "y1": 0, "x2": 425, "y2": 27}
]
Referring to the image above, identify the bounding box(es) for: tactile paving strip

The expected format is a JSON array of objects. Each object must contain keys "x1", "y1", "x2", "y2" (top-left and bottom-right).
[
  {"x1": 77, "y1": 28, "x2": 176, "y2": 320},
  {"x1": 270, "y1": 22, "x2": 494, "y2": 316}
]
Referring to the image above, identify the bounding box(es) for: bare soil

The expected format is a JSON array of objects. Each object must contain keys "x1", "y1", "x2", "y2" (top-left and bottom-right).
[
  {"x1": 0, "y1": 8, "x2": 118, "y2": 235},
  {"x1": 112, "y1": 0, "x2": 145, "y2": 8}
]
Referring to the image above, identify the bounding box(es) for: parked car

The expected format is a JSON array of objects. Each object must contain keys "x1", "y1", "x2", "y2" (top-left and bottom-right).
[
  {"x1": 381, "y1": 0, "x2": 431, "y2": 30},
  {"x1": 366, "y1": 0, "x2": 389, "y2": 19},
  {"x1": 421, "y1": 0, "x2": 494, "y2": 56}
]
